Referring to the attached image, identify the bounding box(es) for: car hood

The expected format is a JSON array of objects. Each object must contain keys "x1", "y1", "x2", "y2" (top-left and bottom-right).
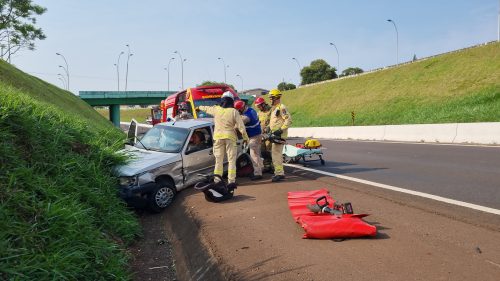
[{"x1": 115, "y1": 147, "x2": 181, "y2": 177}]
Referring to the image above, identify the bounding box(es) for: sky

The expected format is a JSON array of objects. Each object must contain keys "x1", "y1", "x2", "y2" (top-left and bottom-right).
[{"x1": 6, "y1": 0, "x2": 500, "y2": 94}]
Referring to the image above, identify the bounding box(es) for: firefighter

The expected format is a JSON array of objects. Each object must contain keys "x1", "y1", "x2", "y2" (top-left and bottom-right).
[
  {"x1": 198, "y1": 92, "x2": 248, "y2": 184},
  {"x1": 175, "y1": 102, "x2": 193, "y2": 120},
  {"x1": 254, "y1": 97, "x2": 273, "y2": 173},
  {"x1": 267, "y1": 89, "x2": 292, "y2": 182},
  {"x1": 234, "y1": 100, "x2": 263, "y2": 180}
]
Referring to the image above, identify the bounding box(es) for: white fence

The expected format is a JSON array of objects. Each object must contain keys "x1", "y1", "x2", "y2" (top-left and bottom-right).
[{"x1": 288, "y1": 122, "x2": 500, "y2": 145}]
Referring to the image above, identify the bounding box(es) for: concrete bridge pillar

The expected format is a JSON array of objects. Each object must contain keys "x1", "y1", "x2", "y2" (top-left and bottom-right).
[{"x1": 109, "y1": 104, "x2": 121, "y2": 127}]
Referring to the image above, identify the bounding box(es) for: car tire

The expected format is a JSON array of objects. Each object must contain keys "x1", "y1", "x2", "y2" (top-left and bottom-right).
[{"x1": 148, "y1": 179, "x2": 176, "y2": 213}]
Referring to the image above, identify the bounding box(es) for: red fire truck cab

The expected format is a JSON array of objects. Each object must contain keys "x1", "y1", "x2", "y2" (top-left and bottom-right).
[{"x1": 153, "y1": 85, "x2": 240, "y2": 124}]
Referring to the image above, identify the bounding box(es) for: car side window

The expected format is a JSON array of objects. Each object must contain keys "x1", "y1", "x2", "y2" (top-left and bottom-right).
[{"x1": 186, "y1": 127, "x2": 213, "y2": 153}]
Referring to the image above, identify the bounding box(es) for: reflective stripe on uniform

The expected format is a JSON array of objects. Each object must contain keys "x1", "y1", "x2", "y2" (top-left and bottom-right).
[
  {"x1": 214, "y1": 133, "x2": 237, "y2": 141},
  {"x1": 246, "y1": 122, "x2": 261, "y2": 129},
  {"x1": 274, "y1": 165, "x2": 284, "y2": 173}
]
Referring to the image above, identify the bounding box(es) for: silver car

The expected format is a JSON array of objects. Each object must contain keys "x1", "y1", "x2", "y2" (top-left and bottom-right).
[{"x1": 115, "y1": 119, "x2": 252, "y2": 212}]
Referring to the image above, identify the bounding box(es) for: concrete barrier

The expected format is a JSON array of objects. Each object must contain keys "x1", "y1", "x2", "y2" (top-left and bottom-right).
[{"x1": 288, "y1": 122, "x2": 500, "y2": 145}]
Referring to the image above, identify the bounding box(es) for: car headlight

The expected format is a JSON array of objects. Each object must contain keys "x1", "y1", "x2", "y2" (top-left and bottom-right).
[{"x1": 119, "y1": 176, "x2": 137, "y2": 186}]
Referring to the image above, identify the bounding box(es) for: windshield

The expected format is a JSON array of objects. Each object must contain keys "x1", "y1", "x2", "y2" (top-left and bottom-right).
[
  {"x1": 135, "y1": 125, "x2": 189, "y2": 153},
  {"x1": 194, "y1": 99, "x2": 221, "y2": 118}
]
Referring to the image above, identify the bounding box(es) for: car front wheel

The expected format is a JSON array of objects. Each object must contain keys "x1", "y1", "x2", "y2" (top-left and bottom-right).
[{"x1": 148, "y1": 180, "x2": 176, "y2": 213}]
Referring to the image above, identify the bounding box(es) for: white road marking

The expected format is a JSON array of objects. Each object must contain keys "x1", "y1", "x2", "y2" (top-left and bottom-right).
[
  {"x1": 316, "y1": 138, "x2": 500, "y2": 148},
  {"x1": 285, "y1": 164, "x2": 500, "y2": 216}
]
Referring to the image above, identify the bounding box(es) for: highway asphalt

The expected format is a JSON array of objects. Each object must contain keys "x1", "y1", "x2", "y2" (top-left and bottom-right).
[{"x1": 288, "y1": 138, "x2": 500, "y2": 210}]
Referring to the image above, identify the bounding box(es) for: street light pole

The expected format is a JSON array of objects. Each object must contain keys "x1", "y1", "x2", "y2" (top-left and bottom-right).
[
  {"x1": 236, "y1": 74, "x2": 243, "y2": 90},
  {"x1": 56, "y1": 53, "x2": 69, "y2": 91},
  {"x1": 57, "y1": 73, "x2": 67, "y2": 90},
  {"x1": 58, "y1": 65, "x2": 69, "y2": 90},
  {"x1": 164, "y1": 57, "x2": 175, "y2": 91},
  {"x1": 115, "y1": 51, "x2": 124, "y2": 91},
  {"x1": 58, "y1": 77, "x2": 66, "y2": 89},
  {"x1": 217, "y1": 57, "x2": 226, "y2": 84},
  {"x1": 292, "y1": 58, "x2": 302, "y2": 85},
  {"x1": 387, "y1": 19, "x2": 399, "y2": 64},
  {"x1": 125, "y1": 44, "x2": 133, "y2": 91},
  {"x1": 174, "y1": 51, "x2": 184, "y2": 89},
  {"x1": 329, "y1": 42, "x2": 340, "y2": 72},
  {"x1": 292, "y1": 57, "x2": 302, "y2": 69}
]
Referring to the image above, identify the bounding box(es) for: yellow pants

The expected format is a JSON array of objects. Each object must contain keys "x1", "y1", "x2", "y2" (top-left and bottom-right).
[
  {"x1": 213, "y1": 139, "x2": 237, "y2": 183},
  {"x1": 271, "y1": 143, "x2": 285, "y2": 176}
]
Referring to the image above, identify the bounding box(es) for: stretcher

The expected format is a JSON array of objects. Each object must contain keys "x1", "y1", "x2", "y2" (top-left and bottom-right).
[{"x1": 283, "y1": 143, "x2": 325, "y2": 166}]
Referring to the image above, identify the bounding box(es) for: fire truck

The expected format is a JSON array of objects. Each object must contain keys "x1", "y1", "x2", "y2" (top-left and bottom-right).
[{"x1": 152, "y1": 85, "x2": 251, "y2": 125}]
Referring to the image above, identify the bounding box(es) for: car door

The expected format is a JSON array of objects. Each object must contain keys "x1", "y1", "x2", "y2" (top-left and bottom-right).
[{"x1": 182, "y1": 126, "x2": 215, "y2": 186}]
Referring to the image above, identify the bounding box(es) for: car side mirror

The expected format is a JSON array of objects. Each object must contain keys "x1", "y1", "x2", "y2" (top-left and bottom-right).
[{"x1": 126, "y1": 119, "x2": 138, "y2": 145}]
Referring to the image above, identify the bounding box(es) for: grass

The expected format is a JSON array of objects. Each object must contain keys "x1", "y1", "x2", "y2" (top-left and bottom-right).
[
  {"x1": 282, "y1": 42, "x2": 500, "y2": 127},
  {"x1": 0, "y1": 60, "x2": 112, "y2": 129},
  {"x1": 0, "y1": 60, "x2": 140, "y2": 280},
  {"x1": 96, "y1": 108, "x2": 151, "y2": 123}
]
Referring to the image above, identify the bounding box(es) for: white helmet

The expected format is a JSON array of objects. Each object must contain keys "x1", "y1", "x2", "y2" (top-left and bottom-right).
[{"x1": 221, "y1": 91, "x2": 234, "y2": 100}]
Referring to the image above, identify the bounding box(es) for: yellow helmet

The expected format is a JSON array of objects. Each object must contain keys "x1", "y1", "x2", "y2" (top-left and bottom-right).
[{"x1": 269, "y1": 89, "x2": 282, "y2": 99}]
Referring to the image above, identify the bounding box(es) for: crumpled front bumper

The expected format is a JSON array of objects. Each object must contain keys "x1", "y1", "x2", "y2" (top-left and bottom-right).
[{"x1": 118, "y1": 182, "x2": 158, "y2": 208}]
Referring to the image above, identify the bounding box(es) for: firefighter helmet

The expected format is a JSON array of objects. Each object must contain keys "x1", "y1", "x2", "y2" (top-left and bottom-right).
[
  {"x1": 221, "y1": 91, "x2": 234, "y2": 100},
  {"x1": 234, "y1": 100, "x2": 245, "y2": 111},
  {"x1": 179, "y1": 102, "x2": 188, "y2": 111},
  {"x1": 254, "y1": 97, "x2": 265, "y2": 106},
  {"x1": 269, "y1": 89, "x2": 282, "y2": 99}
]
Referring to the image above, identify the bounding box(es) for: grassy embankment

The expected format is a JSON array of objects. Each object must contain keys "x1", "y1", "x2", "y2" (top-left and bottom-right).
[
  {"x1": 96, "y1": 107, "x2": 151, "y2": 123},
  {"x1": 0, "y1": 60, "x2": 140, "y2": 280},
  {"x1": 100, "y1": 43, "x2": 500, "y2": 126},
  {"x1": 283, "y1": 42, "x2": 500, "y2": 127}
]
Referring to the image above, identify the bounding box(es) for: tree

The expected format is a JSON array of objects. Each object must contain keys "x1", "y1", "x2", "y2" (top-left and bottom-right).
[
  {"x1": 197, "y1": 81, "x2": 236, "y2": 91},
  {"x1": 340, "y1": 67, "x2": 364, "y2": 77},
  {"x1": 277, "y1": 82, "x2": 296, "y2": 91},
  {"x1": 300, "y1": 59, "x2": 337, "y2": 85},
  {"x1": 0, "y1": 0, "x2": 47, "y2": 62}
]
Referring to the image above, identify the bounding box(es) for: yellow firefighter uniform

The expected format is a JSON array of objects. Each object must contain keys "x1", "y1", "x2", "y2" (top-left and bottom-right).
[
  {"x1": 199, "y1": 105, "x2": 248, "y2": 183},
  {"x1": 257, "y1": 105, "x2": 272, "y2": 170},
  {"x1": 269, "y1": 103, "x2": 292, "y2": 176}
]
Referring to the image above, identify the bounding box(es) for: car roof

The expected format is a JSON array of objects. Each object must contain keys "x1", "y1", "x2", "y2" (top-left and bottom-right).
[{"x1": 156, "y1": 118, "x2": 213, "y2": 129}]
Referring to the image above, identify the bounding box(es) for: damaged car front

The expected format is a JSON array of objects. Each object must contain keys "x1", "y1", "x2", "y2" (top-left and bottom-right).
[{"x1": 115, "y1": 122, "x2": 188, "y2": 212}]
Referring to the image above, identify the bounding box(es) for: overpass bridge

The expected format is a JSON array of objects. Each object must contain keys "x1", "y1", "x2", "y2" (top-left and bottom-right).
[{"x1": 79, "y1": 91, "x2": 175, "y2": 126}]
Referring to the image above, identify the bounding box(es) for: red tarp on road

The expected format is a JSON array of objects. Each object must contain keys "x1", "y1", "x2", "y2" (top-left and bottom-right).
[{"x1": 288, "y1": 189, "x2": 377, "y2": 239}]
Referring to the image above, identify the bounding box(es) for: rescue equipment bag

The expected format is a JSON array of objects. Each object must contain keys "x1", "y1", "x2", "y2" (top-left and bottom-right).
[
  {"x1": 194, "y1": 175, "x2": 236, "y2": 202},
  {"x1": 288, "y1": 189, "x2": 377, "y2": 239},
  {"x1": 304, "y1": 139, "x2": 321, "y2": 149}
]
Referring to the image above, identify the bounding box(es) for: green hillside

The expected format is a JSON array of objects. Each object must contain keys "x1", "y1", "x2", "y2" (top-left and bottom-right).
[
  {"x1": 0, "y1": 60, "x2": 112, "y2": 129},
  {"x1": 0, "y1": 60, "x2": 140, "y2": 280},
  {"x1": 283, "y1": 42, "x2": 500, "y2": 127}
]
